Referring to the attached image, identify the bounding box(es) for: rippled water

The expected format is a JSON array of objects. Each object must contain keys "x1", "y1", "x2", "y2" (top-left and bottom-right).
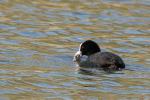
[{"x1": 0, "y1": 0, "x2": 150, "y2": 100}]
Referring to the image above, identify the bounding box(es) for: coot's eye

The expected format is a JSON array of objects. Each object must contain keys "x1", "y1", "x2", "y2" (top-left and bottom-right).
[{"x1": 81, "y1": 46, "x2": 84, "y2": 50}]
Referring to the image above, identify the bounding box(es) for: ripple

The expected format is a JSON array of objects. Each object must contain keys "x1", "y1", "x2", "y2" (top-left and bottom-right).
[
  {"x1": 0, "y1": 89, "x2": 22, "y2": 95},
  {"x1": 12, "y1": 4, "x2": 37, "y2": 14},
  {"x1": 0, "y1": 80, "x2": 10, "y2": 86},
  {"x1": 32, "y1": 82, "x2": 58, "y2": 89},
  {"x1": 99, "y1": 9, "x2": 149, "y2": 25},
  {"x1": 0, "y1": 24, "x2": 16, "y2": 30},
  {"x1": 122, "y1": 29, "x2": 143, "y2": 34},
  {"x1": 17, "y1": 31, "x2": 47, "y2": 38},
  {"x1": 0, "y1": 0, "x2": 150, "y2": 99},
  {"x1": 100, "y1": 80, "x2": 122, "y2": 87},
  {"x1": 0, "y1": 39, "x2": 20, "y2": 45}
]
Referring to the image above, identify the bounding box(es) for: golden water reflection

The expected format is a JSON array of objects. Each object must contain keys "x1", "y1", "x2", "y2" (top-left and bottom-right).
[{"x1": 0, "y1": 0, "x2": 150, "y2": 100}]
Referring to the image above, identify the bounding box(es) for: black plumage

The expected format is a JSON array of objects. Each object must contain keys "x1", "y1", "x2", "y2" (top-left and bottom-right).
[{"x1": 74, "y1": 40, "x2": 125, "y2": 71}]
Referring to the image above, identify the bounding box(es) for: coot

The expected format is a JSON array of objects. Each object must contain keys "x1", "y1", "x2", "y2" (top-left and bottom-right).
[{"x1": 73, "y1": 40, "x2": 125, "y2": 71}]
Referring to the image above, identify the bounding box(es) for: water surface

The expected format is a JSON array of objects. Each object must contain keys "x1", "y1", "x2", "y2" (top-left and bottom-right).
[{"x1": 0, "y1": 0, "x2": 150, "y2": 100}]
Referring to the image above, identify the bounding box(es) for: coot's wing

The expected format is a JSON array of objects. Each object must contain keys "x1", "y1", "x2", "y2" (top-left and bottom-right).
[{"x1": 99, "y1": 52, "x2": 125, "y2": 70}]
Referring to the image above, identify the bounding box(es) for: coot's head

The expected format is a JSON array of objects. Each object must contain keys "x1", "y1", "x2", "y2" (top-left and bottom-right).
[{"x1": 79, "y1": 40, "x2": 101, "y2": 56}]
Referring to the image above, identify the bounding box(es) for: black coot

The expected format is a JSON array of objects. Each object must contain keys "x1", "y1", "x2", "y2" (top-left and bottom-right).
[{"x1": 74, "y1": 40, "x2": 125, "y2": 71}]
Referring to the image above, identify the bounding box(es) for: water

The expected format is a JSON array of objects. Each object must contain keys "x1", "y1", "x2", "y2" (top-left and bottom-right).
[{"x1": 0, "y1": 0, "x2": 150, "y2": 100}]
